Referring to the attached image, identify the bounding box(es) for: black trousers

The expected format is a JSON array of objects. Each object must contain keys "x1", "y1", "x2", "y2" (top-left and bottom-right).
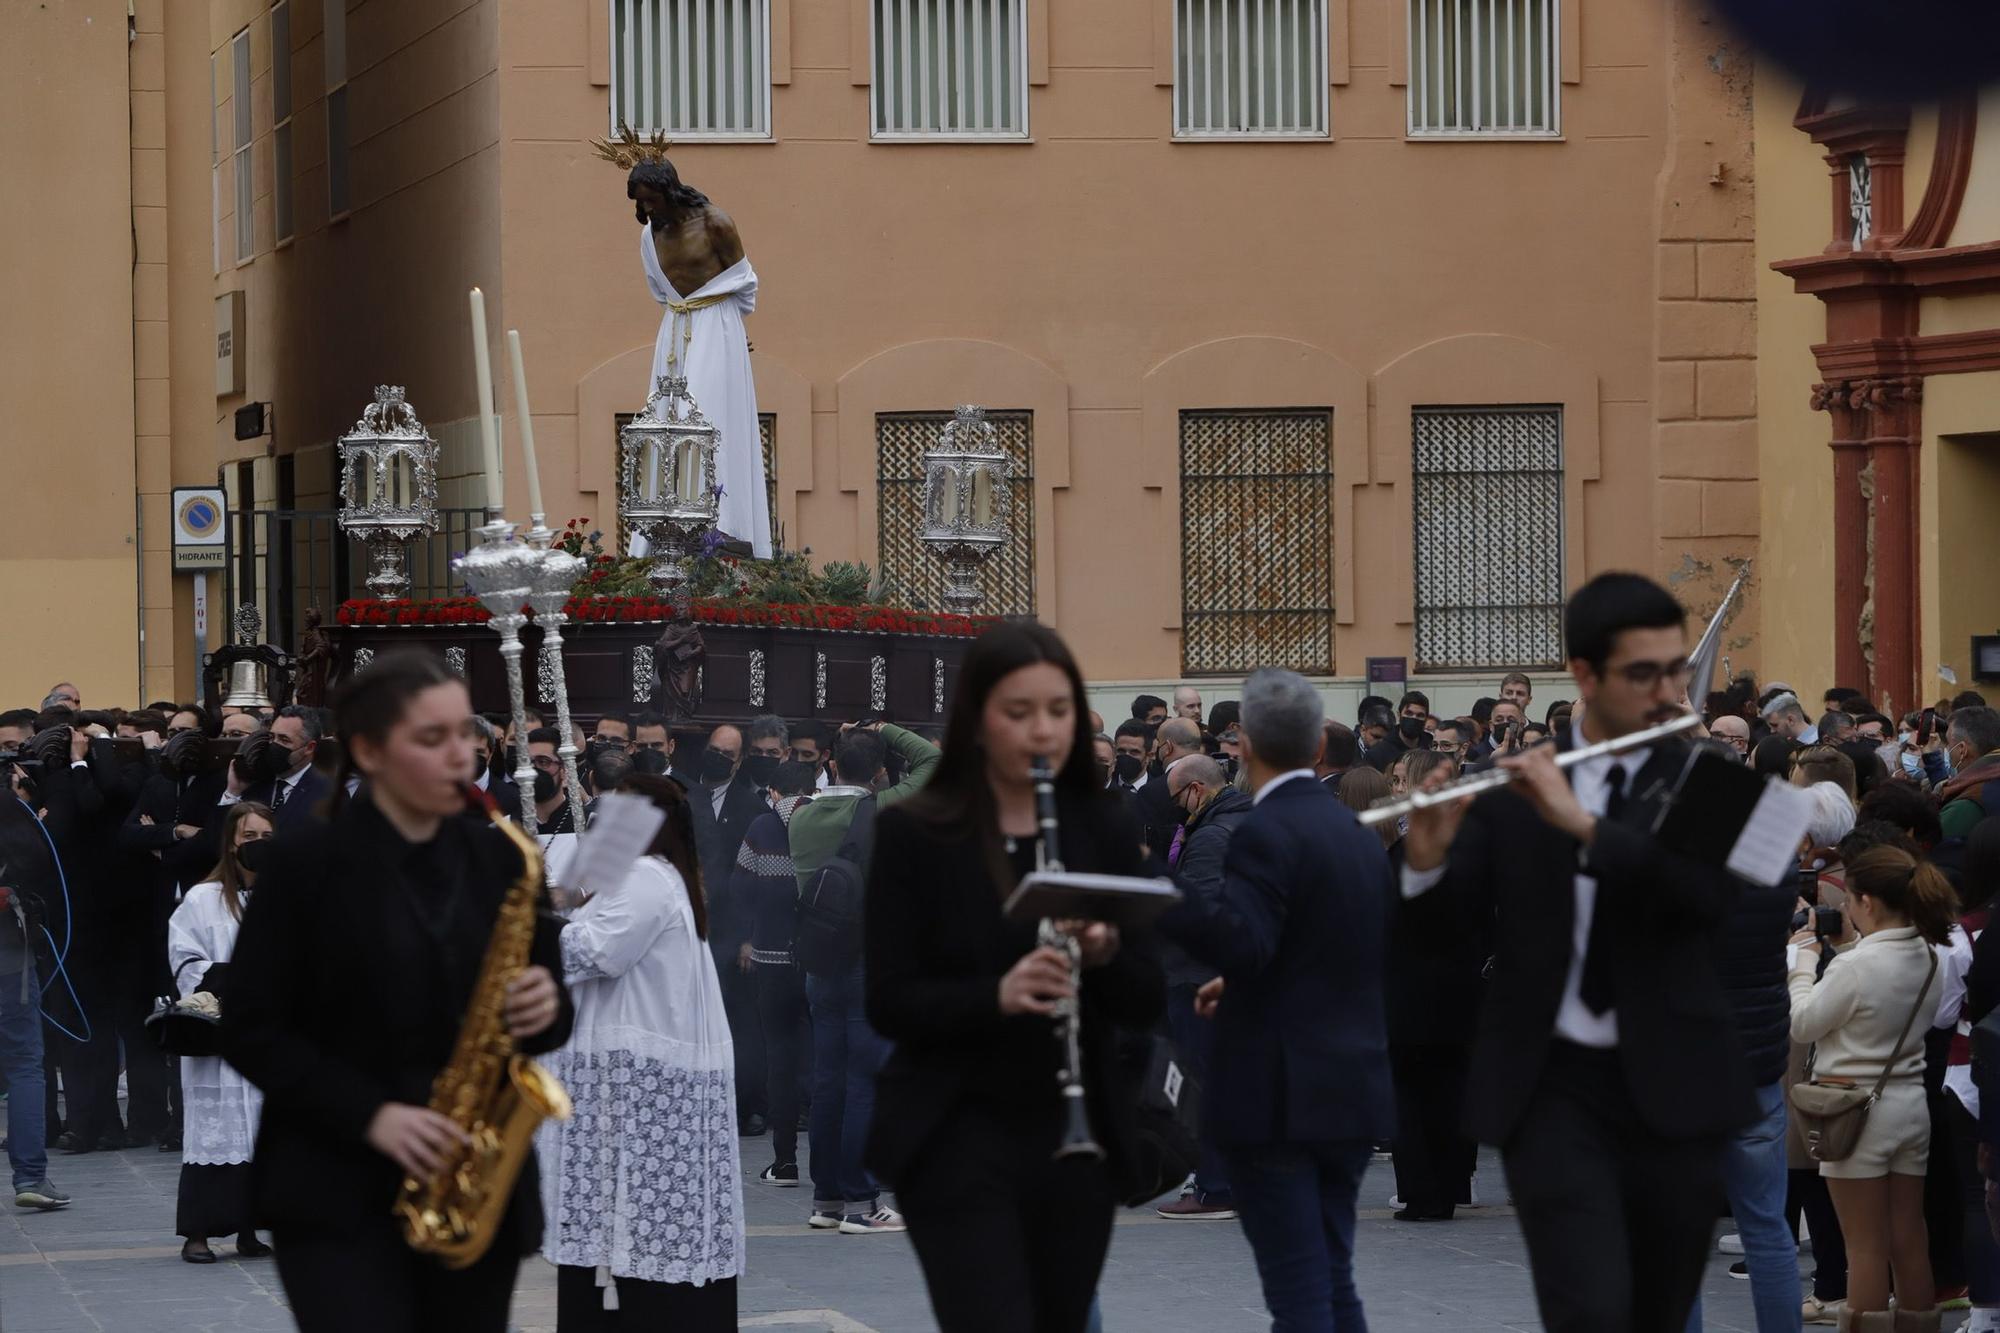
[
  {"x1": 272, "y1": 1220, "x2": 521, "y2": 1333},
  {"x1": 1790, "y1": 1166, "x2": 1848, "y2": 1302},
  {"x1": 711, "y1": 942, "x2": 765, "y2": 1121},
  {"x1": 752, "y1": 961, "x2": 807, "y2": 1167},
  {"x1": 1500, "y1": 1042, "x2": 1723, "y2": 1333},
  {"x1": 176, "y1": 1162, "x2": 256, "y2": 1240},
  {"x1": 555, "y1": 1263, "x2": 736, "y2": 1331},
  {"x1": 898, "y1": 1102, "x2": 1115, "y2": 1333},
  {"x1": 1389, "y1": 1041, "x2": 1475, "y2": 1215}
]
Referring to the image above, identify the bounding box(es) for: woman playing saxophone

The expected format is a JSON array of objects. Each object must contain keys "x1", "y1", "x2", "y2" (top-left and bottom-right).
[{"x1": 224, "y1": 652, "x2": 573, "y2": 1332}]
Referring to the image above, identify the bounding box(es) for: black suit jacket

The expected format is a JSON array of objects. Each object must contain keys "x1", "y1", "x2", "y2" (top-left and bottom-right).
[
  {"x1": 1431, "y1": 732, "x2": 1753, "y2": 1145},
  {"x1": 863, "y1": 793, "x2": 1165, "y2": 1194},
  {"x1": 119, "y1": 769, "x2": 232, "y2": 894},
  {"x1": 222, "y1": 795, "x2": 574, "y2": 1239},
  {"x1": 1161, "y1": 776, "x2": 1395, "y2": 1147},
  {"x1": 1131, "y1": 776, "x2": 1180, "y2": 859},
  {"x1": 690, "y1": 776, "x2": 765, "y2": 947},
  {"x1": 249, "y1": 767, "x2": 333, "y2": 833},
  {"x1": 1385, "y1": 840, "x2": 1489, "y2": 1047}
]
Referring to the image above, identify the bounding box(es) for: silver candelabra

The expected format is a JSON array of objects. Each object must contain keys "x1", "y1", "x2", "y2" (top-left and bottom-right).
[{"x1": 453, "y1": 518, "x2": 540, "y2": 829}]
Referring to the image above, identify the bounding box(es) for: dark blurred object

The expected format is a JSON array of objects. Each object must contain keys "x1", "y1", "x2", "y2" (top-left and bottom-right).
[{"x1": 1709, "y1": 0, "x2": 2000, "y2": 100}]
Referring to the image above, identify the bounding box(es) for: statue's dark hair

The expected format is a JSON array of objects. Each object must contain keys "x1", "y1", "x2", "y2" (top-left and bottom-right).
[{"x1": 627, "y1": 159, "x2": 709, "y2": 225}]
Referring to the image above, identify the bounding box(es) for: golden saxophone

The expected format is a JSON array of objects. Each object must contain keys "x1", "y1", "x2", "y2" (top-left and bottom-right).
[{"x1": 395, "y1": 794, "x2": 573, "y2": 1269}]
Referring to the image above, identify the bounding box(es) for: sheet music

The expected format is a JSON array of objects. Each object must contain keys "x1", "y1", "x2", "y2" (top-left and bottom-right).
[
  {"x1": 1725, "y1": 778, "x2": 1817, "y2": 887},
  {"x1": 554, "y1": 792, "x2": 665, "y2": 896}
]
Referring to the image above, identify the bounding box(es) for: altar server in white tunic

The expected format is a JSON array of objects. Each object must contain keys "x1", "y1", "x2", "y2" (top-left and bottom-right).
[
  {"x1": 539, "y1": 773, "x2": 743, "y2": 1330},
  {"x1": 166, "y1": 800, "x2": 274, "y2": 1264}
]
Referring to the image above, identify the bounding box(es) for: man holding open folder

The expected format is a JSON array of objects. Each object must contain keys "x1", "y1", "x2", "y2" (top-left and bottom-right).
[{"x1": 1402, "y1": 572, "x2": 1756, "y2": 1333}]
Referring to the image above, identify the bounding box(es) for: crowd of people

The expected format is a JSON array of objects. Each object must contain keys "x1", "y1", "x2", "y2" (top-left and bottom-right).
[{"x1": 2, "y1": 570, "x2": 1999, "y2": 1332}]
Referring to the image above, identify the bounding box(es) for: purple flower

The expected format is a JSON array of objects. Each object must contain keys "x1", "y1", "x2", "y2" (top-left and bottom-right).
[{"x1": 699, "y1": 529, "x2": 727, "y2": 557}]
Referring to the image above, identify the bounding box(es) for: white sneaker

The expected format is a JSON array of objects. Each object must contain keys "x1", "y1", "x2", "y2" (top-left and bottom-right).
[
  {"x1": 808, "y1": 1208, "x2": 842, "y2": 1229},
  {"x1": 839, "y1": 1206, "x2": 906, "y2": 1235},
  {"x1": 1717, "y1": 1231, "x2": 1744, "y2": 1255},
  {"x1": 1387, "y1": 1194, "x2": 1406, "y2": 1210}
]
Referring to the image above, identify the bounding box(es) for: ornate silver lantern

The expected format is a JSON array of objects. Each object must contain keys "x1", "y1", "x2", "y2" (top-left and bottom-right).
[
  {"x1": 618, "y1": 375, "x2": 721, "y2": 602},
  {"x1": 919, "y1": 405, "x2": 1011, "y2": 612},
  {"x1": 521, "y1": 526, "x2": 588, "y2": 832},
  {"x1": 336, "y1": 386, "x2": 441, "y2": 599}
]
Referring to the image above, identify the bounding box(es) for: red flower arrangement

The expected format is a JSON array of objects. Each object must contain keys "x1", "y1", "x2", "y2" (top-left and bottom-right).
[{"x1": 336, "y1": 597, "x2": 997, "y2": 638}]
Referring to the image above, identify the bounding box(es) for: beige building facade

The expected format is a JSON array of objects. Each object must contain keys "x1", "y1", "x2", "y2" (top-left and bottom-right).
[{"x1": 6, "y1": 0, "x2": 1766, "y2": 710}]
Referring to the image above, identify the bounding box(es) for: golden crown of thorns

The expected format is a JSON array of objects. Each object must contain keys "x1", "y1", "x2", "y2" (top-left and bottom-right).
[{"x1": 591, "y1": 122, "x2": 674, "y2": 171}]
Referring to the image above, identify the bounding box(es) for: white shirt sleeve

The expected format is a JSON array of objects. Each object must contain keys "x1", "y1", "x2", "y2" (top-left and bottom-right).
[{"x1": 1400, "y1": 861, "x2": 1447, "y2": 901}]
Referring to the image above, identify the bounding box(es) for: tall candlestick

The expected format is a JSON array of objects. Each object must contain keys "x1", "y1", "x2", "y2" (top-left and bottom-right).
[
  {"x1": 506, "y1": 329, "x2": 544, "y2": 522},
  {"x1": 468, "y1": 287, "x2": 503, "y2": 516}
]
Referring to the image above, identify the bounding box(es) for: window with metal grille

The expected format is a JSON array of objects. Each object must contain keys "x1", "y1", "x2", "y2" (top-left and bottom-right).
[
  {"x1": 232, "y1": 28, "x2": 254, "y2": 262},
  {"x1": 1407, "y1": 0, "x2": 1559, "y2": 137},
  {"x1": 871, "y1": 0, "x2": 1026, "y2": 139},
  {"x1": 325, "y1": 0, "x2": 349, "y2": 218},
  {"x1": 611, "y1": 411, "x2": 779, "y2": 553},
  {"x1": 610, "y1": 0, "x2": 771, "y2": 138},
  {"x1": 1174, "y1": 0, "x2": 1328, "y2": 139},
  {"x1": 1179, "y1": 410, "x2": 1335, "y2": 676},
  {"x1": 877, "y1": 411, "x2": 1034, "y2": 613},
  {"x1": 1411, "y1": 406, "x2": 1563, "y2": 669},
  {"x1": 273, "y1": 1, "x2": 293, "y2": 243}
]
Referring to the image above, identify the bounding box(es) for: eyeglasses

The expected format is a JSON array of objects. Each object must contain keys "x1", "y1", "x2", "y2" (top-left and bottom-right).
[
  {"x1": 530, "y1": 755, "x2": 562, "y2": 772},
  {"x1": 1606, "y1": 657, "x2": 1693, "y2": 689},
  {"x1": 1716, "y1": 732, "x2": 1750, "y2": 750},
  {"x1": 594, "y1": 735, "x2": 631, "y2": 751}
]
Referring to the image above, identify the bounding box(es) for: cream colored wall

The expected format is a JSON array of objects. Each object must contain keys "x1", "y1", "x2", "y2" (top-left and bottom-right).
[
  {"x1": 0, "y1": 0, "x2": 142, "y2": 708},
  {"x1": 1752, "y1": 60, "x2": 1838, "y2": 695},
  {"x1": 496, "y1": 0, "x2": 1730, "y2": 682},
  {"x1": 1949, "y1": 87, "x2": 2000, "y2": 248},
  {"x1": 1920, "y1": 371, "x2": 2000, "y2": 698}
]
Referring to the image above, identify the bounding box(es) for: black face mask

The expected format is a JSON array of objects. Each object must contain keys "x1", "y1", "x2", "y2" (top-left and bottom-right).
[
  {"x1": 532, "y1": 770, "x2": 559, "y2": 803},
  {"x1": 498, "y1": 744, "x2": 517, "y2": 777},
  {"x1": 742, "y1": 753, "x2": 781, "y2": 786},
  {"x1": 1094, "y1": 760, "x2": 1113, "y2": 788},
  {"x1": 1113, "y1": 753, "x2": 1143, "y2": 784},
  {"x1": 1219, "y1": 756, "x2": 1239, "y2": 782},
  {"x1": 700, "y1": 749, "x2": 736, "y2": 785},
  {"x1": 1398, "y1": 716, "x2": 1428, "y2": 744},
  {"x1": 234, "y1": 838, "x2": 273, "y2": 876}
]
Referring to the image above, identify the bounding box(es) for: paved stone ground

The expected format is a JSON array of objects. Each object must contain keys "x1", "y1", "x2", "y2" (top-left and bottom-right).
[{"x1": 0, "y1": 1131, "x2": 1898, "y2": 1333}]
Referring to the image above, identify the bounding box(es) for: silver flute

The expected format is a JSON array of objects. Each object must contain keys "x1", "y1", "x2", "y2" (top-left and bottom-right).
[
  {"x1": 1356, "y1": 711, "x2": 1702, "y2": 828},
  {"x1": 1029, "y1": 757, "x2": 1106, "y2": 1162}
]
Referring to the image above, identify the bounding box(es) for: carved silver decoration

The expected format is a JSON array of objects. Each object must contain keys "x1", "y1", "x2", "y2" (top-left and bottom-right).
[
  {"x1": 748, "y1": 649, "x2": 767, "y2": 708},
  {"x1": 870, "y1": 655, "x2": 888, "y2": 712},
  {"x1": 697, "y1": 664, "x2": 705, "y2": 696},
  {"x1": 221, "y1": 603, "x2": 274, "y2": 706},
  {"x1": 918, "y1": 405, "x2": 1012, "y2": 612},
  {"x1": 233, "y1": 603, "x2": 263, "y2": 645},
  {"x1": 443, "y1": 646, "x2": 466, "y2": 677},
  {"x1": 335, "y1": 386, "x2": 441, "y2": 599},
  {"x1": 815, "y1": 652, "x2": 828, "y2": 711},
  {"x1": 521, "y1": 525, "x2": 589, "y2": 832},
  {"x1": 632, "y1": 646, "x2": 655, "y2": 704},
  {"x1": 933, "y1": 656, "x2": 946, "y2": 716},
  {"x1": 1849, "y1": 156, "x2": 1872, "y2": 247},
  {"x1": 453, "y1": 520, "x2": 541, "y2": 829},
  {"x1": 538, "y1": 643, "x2": 559, "y2": 704},
  {"x1": 618, "y1": 374, "x2": 722, "y2": 607},
  {"x1": 353, "y1": 646, "x2": 375, "y2": 673}
]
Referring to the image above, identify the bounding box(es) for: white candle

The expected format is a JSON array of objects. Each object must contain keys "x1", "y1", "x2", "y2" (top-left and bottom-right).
[
  {"x1": 971, "y1": 467, "x2": 993, "y2": 527},
  {"x1": 938, "y1": 469, "x2": 959, "y2": 526},
  {"x1": 468, "y1": 288, "x2": 503, "y2": 515},
  {"x1": 506, "y1": 330, "x2": 544, "y2": 522}
]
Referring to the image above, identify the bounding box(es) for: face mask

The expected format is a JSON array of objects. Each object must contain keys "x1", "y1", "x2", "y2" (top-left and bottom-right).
[
  {"x1": 1398, "y1": 717, "x2": 1428, "y2": 743},
  {"x1": 532, "y1": 770, "x2": 559, "y2": 803},
  {"x1": 700, "y1": 749, "x2": 736, "y2": 784},
  {"x1": 1094, "y1": 760, "x2": 1112, "y2": 787},
  {"x1": 498, "y1": 745, "x2": 518, "y2": 777},
  {"x1": 743, "y1": 753, "x2": 781, "y2": 786},
  {"x1": 1901, "y1": 750, "x2": 1924, "y2": 780},
  {"x1": 1113, "y1": 753, "x2": 1143, "y2": 784},
  {"x1": 234, "y1": 838, "x2": 272, "y2": 876},
  {"x1": 1219, "y1": 756, "x2": 1238, "y2": 782}
]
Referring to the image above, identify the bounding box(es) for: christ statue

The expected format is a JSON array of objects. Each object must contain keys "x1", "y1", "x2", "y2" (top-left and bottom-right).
[{"x1": 618, "y1": 146, "x2": 770, "y2": 558}]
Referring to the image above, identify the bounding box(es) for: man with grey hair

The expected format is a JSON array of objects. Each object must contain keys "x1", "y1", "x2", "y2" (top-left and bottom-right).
[
  {"x1": 1173, "y1": 685, "x2": 1204, "y2": 722},
  {"x1": 1160, "y1": 668, "x2": 1394, "y2": 1325},
  {"x1": 1761, "y1": 692, "x2": 1817, "y2": 744},
  {"x1": 1136, "y1": 718, "x2": 1205, "y2": 856}
]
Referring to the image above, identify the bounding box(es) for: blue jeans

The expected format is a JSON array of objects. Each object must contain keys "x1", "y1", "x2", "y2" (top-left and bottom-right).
[
  {"x1": 0, "y1": 967, "x2": 48, "y2": 1190},
  {"x1": 806, "y1": 965, "x2": 891, "y2": 1213},
  {"x1": 1225, "y1": 1140, "x2": 1372, "y2": 1333},
  {"x1": 1687, "y1": 1080, "x2": 1800, "y2": 1333}
]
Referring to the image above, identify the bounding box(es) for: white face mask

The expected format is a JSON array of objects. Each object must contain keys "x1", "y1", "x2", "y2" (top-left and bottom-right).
[{"x1": 1901, "y1": 750, "x2": 1924, "y2": 779}]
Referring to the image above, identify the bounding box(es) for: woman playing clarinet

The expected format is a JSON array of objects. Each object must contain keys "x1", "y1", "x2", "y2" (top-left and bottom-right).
[{"x1": 865, "y1": 623, "x2": 1163, "y2": 1332}]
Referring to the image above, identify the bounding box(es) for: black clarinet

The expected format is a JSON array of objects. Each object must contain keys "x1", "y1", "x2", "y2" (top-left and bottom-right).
[{"x1": 1029, "y1": 757, "x2": 1104, "y2": 1161}]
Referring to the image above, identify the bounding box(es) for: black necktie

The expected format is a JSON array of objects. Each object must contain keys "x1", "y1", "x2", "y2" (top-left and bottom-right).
[
  {"x1": 1578, "y1": 764, "x2": 1626, "y2": 1016},
  {"x1": 270, "y1": 779, "x2": 289, "y2": 812}
]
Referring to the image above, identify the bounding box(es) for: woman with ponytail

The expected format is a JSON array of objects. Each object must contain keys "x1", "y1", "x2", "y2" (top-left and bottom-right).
[
  {"x1": 1790, "y1": 845, "x2": 1961, "y2": 1331},
  {"x1": 223, "y1": 651, "x2": 574, "y2": 1331}
]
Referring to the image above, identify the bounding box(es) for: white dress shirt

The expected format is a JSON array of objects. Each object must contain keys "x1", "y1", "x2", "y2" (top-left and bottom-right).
[
  {"x1": 1401, "y1": 725, "x2": 1650, "y2": 1050},
  {"x1": 1253, "y1": 769, "x2": 1317, "y2": 806}
]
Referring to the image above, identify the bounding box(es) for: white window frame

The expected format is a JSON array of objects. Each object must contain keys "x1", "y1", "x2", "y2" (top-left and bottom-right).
[
  {"x1": 869, "y1": 0, "x2": 1029, "y2": 142},
  {"x1": 232, "y1": 28, "x2": 255, "y2": 265},
  {"x1": 1406, "y1": 0, "x2": 1561, "y2": 140},
  {"x1": 1172, "y1": 0, "x2": 1330, "y2": 141},
  {"x1": 211, "y1": 52, "x2": 221, "y2": 274},
  {"x1": 325, "y1": 0, "x2": 350, "y2": 221},
  {"x1": 607, "y1": 0, "x2": 774, "y2": 141},
  {"x1": 272, "y1": 1, "x2": 294, "y2": 245}
]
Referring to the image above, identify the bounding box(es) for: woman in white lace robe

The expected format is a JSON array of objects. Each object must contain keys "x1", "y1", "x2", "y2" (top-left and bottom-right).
[
  {"x1": 165, "y1": 801, "x2": 273, "y2": 1264},
  {"x1": 539, "y1": 775, "x2": 743, "y2": 1328}
]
